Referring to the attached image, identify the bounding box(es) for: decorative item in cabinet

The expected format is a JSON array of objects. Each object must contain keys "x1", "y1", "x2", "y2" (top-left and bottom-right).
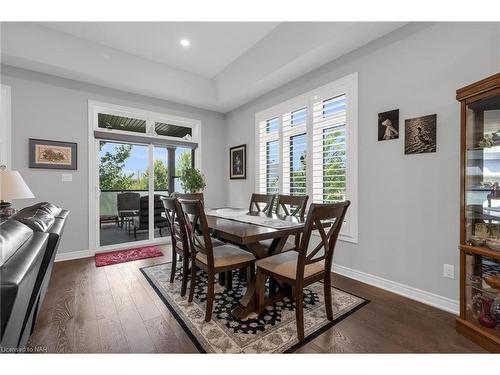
[{"x1": 457, "y1": 72, "x2": 500, "y2": 352}]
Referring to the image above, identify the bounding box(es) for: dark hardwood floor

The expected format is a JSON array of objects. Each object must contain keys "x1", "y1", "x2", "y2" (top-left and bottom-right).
[{"x1": 27, "y1": 245, "x2": 485, "y2": 353}]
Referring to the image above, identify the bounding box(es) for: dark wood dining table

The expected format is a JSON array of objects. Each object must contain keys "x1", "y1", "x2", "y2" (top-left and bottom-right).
[{"x1": 205, "y1": 209, "x2": 309, "y2": 319}]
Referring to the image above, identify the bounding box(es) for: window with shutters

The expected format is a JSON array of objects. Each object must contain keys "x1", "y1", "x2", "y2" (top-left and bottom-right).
[{"x1": 255, "y1": 73, "x2": 358, "y2": 242}]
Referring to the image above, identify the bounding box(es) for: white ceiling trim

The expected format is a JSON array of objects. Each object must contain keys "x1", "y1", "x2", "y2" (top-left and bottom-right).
[{"x1": 0, "y1": 22, "x2": 406, "y2": 113}]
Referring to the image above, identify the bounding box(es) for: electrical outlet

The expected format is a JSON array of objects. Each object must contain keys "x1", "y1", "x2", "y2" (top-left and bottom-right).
[{"x1": 443, "y1": 264, "x2": 454, "y2": 279}]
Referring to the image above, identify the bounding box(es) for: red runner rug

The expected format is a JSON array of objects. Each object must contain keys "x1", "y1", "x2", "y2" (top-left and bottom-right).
[{"x1": 95, "y1": 246, "x2": 163, "y2": 267}]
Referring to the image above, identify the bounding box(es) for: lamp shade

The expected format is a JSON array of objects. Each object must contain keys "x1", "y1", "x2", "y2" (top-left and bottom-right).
[{"x1": 0, "y1": 169, "x2": 35, "y2": 201}]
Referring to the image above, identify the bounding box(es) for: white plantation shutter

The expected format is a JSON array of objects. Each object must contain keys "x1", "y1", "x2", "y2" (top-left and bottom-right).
[
  {"x1": 312, "y1": 95, "x2": 347, "y2": 204},
  {"x1": 255, "y1": 73, "x2": 357, "y2": 242},
  {"x1": 282, "y1": 107, "x2": 307, "y2": 196},
  {"x1": 258, "y1": 117, "x2": 280, "y2": 194}
]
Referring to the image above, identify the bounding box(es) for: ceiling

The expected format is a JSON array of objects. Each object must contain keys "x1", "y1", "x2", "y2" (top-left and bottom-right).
[
  {"x1": 40, "y1": 22, "x2": 279, "y2": 78},
  {"x1": 0, "y1": 22, "x2": 406, "y2": 112}
]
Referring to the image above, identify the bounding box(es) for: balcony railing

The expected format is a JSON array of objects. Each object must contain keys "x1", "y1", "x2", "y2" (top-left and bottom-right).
[{"x1": 100, "y1": 189, "x2": 169, "y2": 216}]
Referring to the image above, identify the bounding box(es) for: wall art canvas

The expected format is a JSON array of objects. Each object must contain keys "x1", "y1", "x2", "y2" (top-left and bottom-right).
[
  {"x1": 229, "y1": 144, "x2": 246, "y2": 179},
  {"x1": 405, "y1": 114, "x2": 437, "y2": 154},
  {"x1": 29, "y1": 138, "x2": 77, "y2": 170},
  {"x1": 378, "y1": 109, "x2": 399, "y2": 141}
]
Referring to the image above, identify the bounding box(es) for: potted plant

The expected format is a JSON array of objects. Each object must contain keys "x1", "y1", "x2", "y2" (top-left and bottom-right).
[{"x1": 179, "y1": 167, "x2": 206, "y2": 193}]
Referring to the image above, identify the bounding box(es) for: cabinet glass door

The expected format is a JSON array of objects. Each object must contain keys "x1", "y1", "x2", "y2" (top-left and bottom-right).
[{"x1": 464, "y1": 95, "x2": 500, "y2": 244}]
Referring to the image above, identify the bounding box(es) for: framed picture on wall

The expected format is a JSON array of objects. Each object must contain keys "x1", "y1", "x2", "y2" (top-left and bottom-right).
[
  {"x1": 229, "y1": 144, "x2": 246, "y2": 179},
  {"x1": 29, "y1": 138, "x2": 78, "y2": 170},
  {"x1": 404, "y1": 114, "x2": 437, "y2": 154},
  {"x1": 378, "y1": 109, "x2": 399, "y2": 141}
]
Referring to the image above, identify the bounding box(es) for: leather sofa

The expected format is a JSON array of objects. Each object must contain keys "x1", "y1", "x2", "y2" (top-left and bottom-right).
[{"x1": 0, "y1": 202, "x2": 69, "y2": 351}]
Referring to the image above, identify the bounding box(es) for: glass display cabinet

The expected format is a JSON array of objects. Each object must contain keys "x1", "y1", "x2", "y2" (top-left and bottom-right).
[{"x1": 457, "y1": 73, "x2": 500, "y2": 352}]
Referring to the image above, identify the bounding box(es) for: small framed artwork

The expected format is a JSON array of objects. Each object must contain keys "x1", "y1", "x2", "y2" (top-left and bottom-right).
[
  {"x1": 378, "y1": 109, "x2": 399, "y2": 141},
  {"x1": 229, "y1": 144, "x2": 246, "y2": 179},
  {"x1": 29, "y1": 138, "x2": 78, "y2": 170},
  {"x1": 404, "y1": 114, "x2": 437, "y2": 154}
]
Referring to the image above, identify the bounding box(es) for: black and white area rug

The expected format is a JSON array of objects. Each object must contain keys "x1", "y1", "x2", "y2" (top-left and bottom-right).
[{"x1": 141, "y1": 262, "x2": 368, "y2": 353}]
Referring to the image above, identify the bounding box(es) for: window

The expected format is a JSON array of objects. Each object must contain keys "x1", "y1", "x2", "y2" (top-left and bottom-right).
[
  {"x1": 255, "y1": 73, "x2": 358, "y2": 242},
  {"x1": 154, "y1": 122, "x2": 192, "y2": 138},
  {"x1": 313, "y1": 95, "x2": 347, "y2": 204},
  {"x1": 98, "y1": 114, "x2": 146, "y2": 133}
]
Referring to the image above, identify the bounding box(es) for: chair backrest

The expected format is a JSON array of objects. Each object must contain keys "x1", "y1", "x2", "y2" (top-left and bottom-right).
[
  {"x1": 160, "y1": 196, "x2": 189, "y2": 253},
  {"x1": 117, "y1": 192, "x2": 140, "y2": 211},
  {"x1": 296, "y1": 201, "x2": 350, "y2": 281},
  {"x1": 137, "y1": 194, "x2": 168, "y2": 229},
  {"x1": 249, "y1": 193, "x2": 275, "y2": 214},
  {"x1": 172, "y1": 192, "x2": 204, "y2": 205},
  {"x1": 178, "y1": 199, "x2": 215, "y2": 269},
  {"x1": 275, "y1": 194, "x2": 308, "y2": 217}
]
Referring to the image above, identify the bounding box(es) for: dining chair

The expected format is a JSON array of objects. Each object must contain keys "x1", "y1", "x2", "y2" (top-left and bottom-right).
[
  {"x1": 255, "y1": 200, "x2": 350, "y2": 341},
  {"x1": 248, "y1": 193, "x2": 275, "y2": 214},
  {"x1": 160, "y1": 196, "x2": 224, "y2": 297},
  {"x1": 172, "y1": 192, "x2": 204, "y2": 205},
  {"x1": 257, "y1": 194, "x2": 309, "y2": 254},
  {"x1": 179, "y1": 198, "x2": 257, "y2": 322},
  {"x1": 275, "y1": 194, "x2": 309, "y2": 217}
]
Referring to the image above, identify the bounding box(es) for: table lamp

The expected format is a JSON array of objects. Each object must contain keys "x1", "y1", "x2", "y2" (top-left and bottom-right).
[{"x1": 0, "y1": 165, "x2": 35, "y2": 219}]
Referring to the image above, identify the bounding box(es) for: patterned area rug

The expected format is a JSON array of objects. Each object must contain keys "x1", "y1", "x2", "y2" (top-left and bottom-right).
[
  {"x1": 95, "y1": 246, "x2": 163, "y2": 267},
  {"x1": 141, "y1": 262, "x2": 368, "y2": 353}
]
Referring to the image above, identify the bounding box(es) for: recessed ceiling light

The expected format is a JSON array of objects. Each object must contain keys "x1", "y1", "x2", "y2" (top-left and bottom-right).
[{"x1": 180, "y1": 39, "x2": 190, "y2": 47}]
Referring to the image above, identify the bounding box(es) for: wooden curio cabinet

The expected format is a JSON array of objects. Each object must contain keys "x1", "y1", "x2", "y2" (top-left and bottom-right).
[{"x1": 457, "y1": 73, "x2": 500, "y2": 352}]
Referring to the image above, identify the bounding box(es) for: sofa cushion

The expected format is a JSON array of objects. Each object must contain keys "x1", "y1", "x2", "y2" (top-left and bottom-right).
[
  {"x1": 14, "y1": 209, "x2": 55, "y2": 232},
  {"x1": 37, "y1": 202, "x2": 62, "y2": 217},
  {"x1": 0, "y1": 221, "x2": 33, "y2": 267}
]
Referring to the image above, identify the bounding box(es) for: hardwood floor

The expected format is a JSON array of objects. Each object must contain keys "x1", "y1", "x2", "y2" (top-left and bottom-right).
[{"x1": 27, "y1": 245, "x2": 485, "y2": 353}]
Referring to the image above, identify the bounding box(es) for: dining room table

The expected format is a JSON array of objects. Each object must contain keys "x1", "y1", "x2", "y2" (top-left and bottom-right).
[{"x1": 204, "y1": 207, "x2": 313, "y2": 320}]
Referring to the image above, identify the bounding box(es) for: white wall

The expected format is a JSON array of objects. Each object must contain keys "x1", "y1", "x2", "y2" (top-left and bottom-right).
[
  {"x1": 1, "y1": 65, "x2": 227, "y2": 255},
  {"x1": 224, "y1": 22, "x2": 500, "y2": 304}
]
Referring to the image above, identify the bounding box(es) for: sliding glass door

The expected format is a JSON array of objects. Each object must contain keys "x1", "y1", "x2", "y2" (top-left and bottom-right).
[
  {"x1": 90, "y1": 102, "x2": 200, "y2": 251},
  {"x1": 98, "y1": 141, "x2": 151, "y2": 247}
]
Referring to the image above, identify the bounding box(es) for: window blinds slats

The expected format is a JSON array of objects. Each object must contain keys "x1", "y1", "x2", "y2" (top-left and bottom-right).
[
  {"x1": 257, "y1": 93, "x2": 347, "y2": 205},
  {"x1": 282, "y1": 107, "x2": 307, "y2": 195}
]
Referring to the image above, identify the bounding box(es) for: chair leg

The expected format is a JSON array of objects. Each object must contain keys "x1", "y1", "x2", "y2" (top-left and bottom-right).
[
  {"x1": 255, "y1": 268, "x2": 266, "y2": 314},
  {"x1": 295, "y1": 286, "x2": 305, "y2": 341},
  {"x1": 188, "y1": 263, "x2": 197, "y2": 303},
  {"x1": 205, "y1": 271, "x2": 215, "y2": 322},
  {"x1": 324, "y1": 272, "x2": 333, "y2": 321},
  {"x1": 170, "y1": 250, "x2": 177, "y2": 283},
  {"x1": 224, "y1": 270, "x2": 232, "y2": 290},
  {"x1": 180, "y1": 253, "x2": 189, "y2": 297}
]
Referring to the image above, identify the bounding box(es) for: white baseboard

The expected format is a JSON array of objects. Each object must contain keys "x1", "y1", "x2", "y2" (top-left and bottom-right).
[
  {"x1": 55, "y1": 249, "x2": 93, "y2": 262},
  {"x1": 332, "y1": 264, "x2": 459, "y2": 315}
]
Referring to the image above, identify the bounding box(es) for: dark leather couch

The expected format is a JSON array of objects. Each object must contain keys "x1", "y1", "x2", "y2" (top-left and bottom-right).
[{"x1": 0, "y1": 202, "x2": 69, "y2": 351}]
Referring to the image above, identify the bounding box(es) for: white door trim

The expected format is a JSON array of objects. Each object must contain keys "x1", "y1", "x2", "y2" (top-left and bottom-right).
[{"x1": 88, "y1": 100, "x2": 201, "y2": 254}]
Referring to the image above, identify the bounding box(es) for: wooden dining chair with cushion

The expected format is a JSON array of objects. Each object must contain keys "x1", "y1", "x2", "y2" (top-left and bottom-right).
[
  {"x1": 255, "y1": 200, "x2": 350, "y2": 341},
  {"x1": 160, "y1": 197, "x2": 224, "y2": 297},
  {"x1": 248, "y1": 193, "x2": 275, "y2": 214},
  {"x1": 179, "y1": 199, "x2": 257, "y2": 322}
]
